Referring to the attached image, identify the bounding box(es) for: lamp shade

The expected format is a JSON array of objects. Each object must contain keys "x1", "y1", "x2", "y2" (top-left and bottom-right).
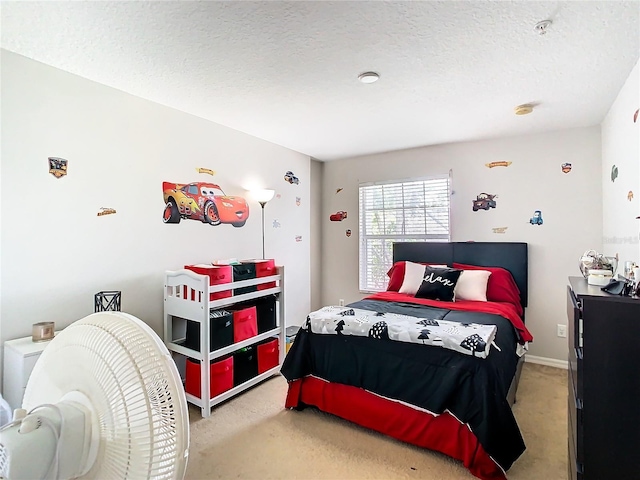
[{"x1": 252, "y1": 189, "x2": 275, "y2": 204}]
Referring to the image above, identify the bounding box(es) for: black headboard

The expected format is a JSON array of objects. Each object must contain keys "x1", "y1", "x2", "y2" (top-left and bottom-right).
[{"x1": 392, "y1": 242, "x2": 528, "y2": 309}]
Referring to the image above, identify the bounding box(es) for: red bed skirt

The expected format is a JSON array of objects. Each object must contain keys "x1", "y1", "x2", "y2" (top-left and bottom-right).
[{"x1": 285, "y1": 376, "x2": 507, "y2": 480}]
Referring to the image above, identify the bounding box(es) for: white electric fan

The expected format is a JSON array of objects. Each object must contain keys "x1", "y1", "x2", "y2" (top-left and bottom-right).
[{"x1": 0, "y1": 312, "x2": 189, "y2": 479}]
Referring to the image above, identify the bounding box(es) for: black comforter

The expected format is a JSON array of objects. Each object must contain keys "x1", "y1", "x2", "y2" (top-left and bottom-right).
[{"x1": 281, "y1": 299, "x2": 525, "y2": 471}]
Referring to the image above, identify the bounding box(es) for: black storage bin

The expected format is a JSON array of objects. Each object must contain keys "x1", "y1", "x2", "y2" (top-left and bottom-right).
[
  {"x1": 232, "y1": 264, "x2": 257, "y2": 296},
  {"x1": 184, "y1": 309, "x2": 234, "y2": 352},
  {"x1": 255, "y1": 295, "x2": 277, "y2": 333},
  {"x1": 233, "y1": 345, "x2": 258, "y2": 386}
]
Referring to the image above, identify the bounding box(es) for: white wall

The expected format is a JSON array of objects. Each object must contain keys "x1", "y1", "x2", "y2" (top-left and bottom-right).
[
  {"x1": 322, "y1": 127, "x2": 602, "y2": 361},
  {"x1": 601, "y1": 59, "x2": 640, "y2": 266},
  {"x1": 0, "y1": 51, "x2": 312, "y2": 377}
]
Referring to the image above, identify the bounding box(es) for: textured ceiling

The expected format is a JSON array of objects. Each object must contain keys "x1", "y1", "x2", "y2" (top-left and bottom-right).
[{"x1": 1, "y1": 1, "x2": 639, "y2": 160}]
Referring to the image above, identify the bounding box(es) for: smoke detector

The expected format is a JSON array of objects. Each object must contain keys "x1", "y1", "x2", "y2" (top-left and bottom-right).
[
  {"x1": 534, "y1": 20, "x2": 552, "y2": 35},
  {"x1": 358, "y1": 72, "x2": 379, "y2": 84},
  {"x1": 514, "y1": 104, "x2": 534, "y2": 115}
]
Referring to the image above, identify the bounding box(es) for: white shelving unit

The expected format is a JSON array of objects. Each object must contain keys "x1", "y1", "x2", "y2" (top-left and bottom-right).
[{"x1": 164, "y1": 266, "x2": 285, "y2": 418}]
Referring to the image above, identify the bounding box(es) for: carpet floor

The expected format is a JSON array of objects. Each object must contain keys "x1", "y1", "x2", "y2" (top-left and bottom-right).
[{"x1": 186, "y1": 362, "x2": 567, "y2": 480}]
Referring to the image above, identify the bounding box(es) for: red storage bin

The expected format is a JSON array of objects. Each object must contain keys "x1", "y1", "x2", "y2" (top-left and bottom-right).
[
  {"x1": 184, "y1": 264, "x2": 232, "y2": 301},
  {"x1": 231, "y1": 306, "x2": 258, "y2": 343},
  {"x1": 242, "y1": 259, "x2": 276, "y2": 290},
  {"x1": 185, "y1": 356, "x2": 233, "y2": 399},
  {"x1": 257, "y1": 338, "x2": 279, "y2": 374}
]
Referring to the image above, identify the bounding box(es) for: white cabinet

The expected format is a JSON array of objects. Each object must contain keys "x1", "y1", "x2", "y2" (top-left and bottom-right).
[
  {"x1": 3, "y1": 335, "x2": 56, "y2": 411},
  {"x1": 164, "y1": 266, "x2": 284, "y2": 417}
]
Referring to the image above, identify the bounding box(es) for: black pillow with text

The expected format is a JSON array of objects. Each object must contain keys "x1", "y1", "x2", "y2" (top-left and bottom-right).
[{"x1": 415, "y1": 267, "x2": 462, "y2": 302}]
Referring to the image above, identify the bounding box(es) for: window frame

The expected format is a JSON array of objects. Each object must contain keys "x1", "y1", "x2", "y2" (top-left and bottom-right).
[{"x1": 358, "y1": 174, "x2": 452, "y2": 293}]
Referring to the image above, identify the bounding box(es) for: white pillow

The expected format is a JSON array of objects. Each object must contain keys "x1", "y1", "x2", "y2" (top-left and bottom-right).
[
  {"x1": 399, "y1": 262, "x2": 447, "y2": 295},
  {"x1": 454, "y1": 270, "x2": 492, "y2": 302}
]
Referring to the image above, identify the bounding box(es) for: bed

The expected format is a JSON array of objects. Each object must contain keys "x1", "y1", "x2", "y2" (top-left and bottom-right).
[{"x1": 281, "y1": 242, "x2": 531, "y2": 480}]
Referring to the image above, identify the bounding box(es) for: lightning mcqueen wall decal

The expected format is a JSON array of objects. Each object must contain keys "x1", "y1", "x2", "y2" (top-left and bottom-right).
[{"x1": 162, "y1": 181, "x2": 249, "y2": 227}]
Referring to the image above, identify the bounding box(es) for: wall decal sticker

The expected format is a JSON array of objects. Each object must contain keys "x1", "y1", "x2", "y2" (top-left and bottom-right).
[
  {"x1": 196, "y1": 167, "x2": 215, "y2": 176},
  {"x1": 611, "y1": 165, "x2": 619, "y2": 182},
  {"x1": 346, "y1": 229, "x2": 352, "y2": 237},
  {"x1": 561, "y1": 163, "x2": 572, "y2": 173},
  {"x1": 162, "y1": 181, "x2": 249, "y2": 227},
  {"x1": 330, "y1": 211, "x2": 348, "y2": 221},
  {"x1": 272, "y1": 219, "x2": 281, "y2": 228},
  {"x1": 529, "y1": 210, "x2": 543, "y2": 225},
  {"x1": 97, "y1": 207, "x2": 117, "y2": 217},
  {"x1": 336, "y1": 188, "x2": 343, "y2": 194},
  {"x1": 634, "y1": 109, "x2": 639, "y2": 123},
  {"x1": 492, "y1": 227, "x2": 508, "y2": 234},
  {"x1": 295, "y1": 235, "x2": 302, "y2": 242},
  {"x1": 628, "y1": 191, "x2": 634, "y2": 201},
  {"x1": 472, "y1": 193, "x2": 497, "y2": 211},
  {"x1": 296, "y1": 196, "x2": 301, "y2": 206},
  {"x1": 48, "y1": 157, "x2": 68, "y2": 178},
  {"x1": 284, "y1": 170, "x2": 300, "y2": 185},
  {"x1": 485, "y1": 161, "x2": 512, "y2": 168}
]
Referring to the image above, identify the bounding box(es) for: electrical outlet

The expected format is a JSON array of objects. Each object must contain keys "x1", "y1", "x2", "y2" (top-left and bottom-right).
[
  {"x1": 557, "y1": 324, "x2": 567, "y2": 338},
  {"x1": 339, "y1": 299, "x2": 345, "y2": 306}
]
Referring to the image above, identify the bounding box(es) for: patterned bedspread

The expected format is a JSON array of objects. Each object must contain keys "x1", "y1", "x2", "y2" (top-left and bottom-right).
[{"x1": 307, "y1": 306, "x2": 498, "y2": 359}]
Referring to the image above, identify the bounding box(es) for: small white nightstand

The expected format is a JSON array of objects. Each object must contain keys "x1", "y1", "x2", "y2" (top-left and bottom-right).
[{"x1": 3, "y1": 334, "x2": 56, "y2": 411}]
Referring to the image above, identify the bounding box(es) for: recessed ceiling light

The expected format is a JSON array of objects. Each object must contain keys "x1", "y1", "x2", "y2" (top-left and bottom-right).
[{"x1": 358, "y1": 72, "x2": 379, "y2": 84}]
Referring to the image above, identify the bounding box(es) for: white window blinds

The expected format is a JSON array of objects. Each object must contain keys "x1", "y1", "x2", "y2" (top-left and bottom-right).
[{"x1": 358, "y1": 175, "x2": 451, "y2": 292}]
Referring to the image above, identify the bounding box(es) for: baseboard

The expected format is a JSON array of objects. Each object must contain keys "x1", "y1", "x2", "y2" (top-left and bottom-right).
[{"x1": 525, "y1": 355, "x2": 568, "y2": 370}]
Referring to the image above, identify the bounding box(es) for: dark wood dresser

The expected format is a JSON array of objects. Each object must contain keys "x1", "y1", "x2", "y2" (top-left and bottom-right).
[{"x1": 567, "y1": 276, "x2": 640, "y2": 480}]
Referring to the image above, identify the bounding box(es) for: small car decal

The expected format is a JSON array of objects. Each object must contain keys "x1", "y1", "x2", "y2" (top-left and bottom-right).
[
  {"x1": 472, "y1": 193, "x2": 497, "y2": 211},
  {"x1": 330, "y1": 211, "x2": 348, "y2": 221},
  {"x1": 284, "y1": 171, "x2": 300, "y2": 185},
  {"x1": 561, "y1": 163, "x2": 572, "y2": 173},
  {"x1": 529, "y1": 210, "x2": 543, "y2": 225}
]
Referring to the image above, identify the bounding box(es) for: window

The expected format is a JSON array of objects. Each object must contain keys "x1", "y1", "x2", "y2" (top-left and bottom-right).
[{"x1": 359, "y1": 175, "x2": 451, "y2": 292}]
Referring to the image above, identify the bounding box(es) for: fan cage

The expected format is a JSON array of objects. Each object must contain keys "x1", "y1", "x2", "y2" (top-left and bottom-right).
[{"x1": 23, "y1": 312, "x2": 188, "y2": 480}]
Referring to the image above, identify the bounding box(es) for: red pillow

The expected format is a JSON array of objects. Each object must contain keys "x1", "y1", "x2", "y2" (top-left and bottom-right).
[
  {"x1": 386, "y1": 261, "x2": 448, "y2": 292},
  {"x1": 452, "y1": 263, "x2": 523, "y2": 316},
  {"x1": 386, "y1": 262, "x2": 408, "y2": 291}
]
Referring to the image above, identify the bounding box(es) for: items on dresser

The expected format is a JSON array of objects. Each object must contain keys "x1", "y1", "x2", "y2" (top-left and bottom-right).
[
  {"x1": 94, "y1": 290, "x2": 122, "y2": 312},
  {"x1": 567, "y1": 277, "x2": 640, "y2": 480},
  {"x1": 31, "y1": 322, "x2": 55, "y2": 342}
]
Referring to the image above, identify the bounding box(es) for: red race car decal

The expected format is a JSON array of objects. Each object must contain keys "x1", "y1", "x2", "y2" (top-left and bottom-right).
[{"x1": 162, "y1": 181, "x2": 249, "y2": 227}]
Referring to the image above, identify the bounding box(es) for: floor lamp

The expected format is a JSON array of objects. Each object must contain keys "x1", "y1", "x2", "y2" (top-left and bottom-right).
[{"x1": 251, "y1": 189, "x2": 275, "y2": 259}]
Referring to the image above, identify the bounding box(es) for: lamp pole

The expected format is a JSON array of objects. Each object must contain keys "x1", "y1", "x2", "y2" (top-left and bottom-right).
[{"x1": 259, "y1": 201, "x2": 267, "y2": 259}]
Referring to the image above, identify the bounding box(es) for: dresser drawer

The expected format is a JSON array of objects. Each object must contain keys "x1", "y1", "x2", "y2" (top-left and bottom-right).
[
  {"x1": 567, "y1": 286, "x2": 583, "y2": 398},
  {"x1": 568, "y1": 370, "x2": 583, "y2": 465},
  {"x1": 568, "y1": 428, "x2": 584, "y2": 480}
]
